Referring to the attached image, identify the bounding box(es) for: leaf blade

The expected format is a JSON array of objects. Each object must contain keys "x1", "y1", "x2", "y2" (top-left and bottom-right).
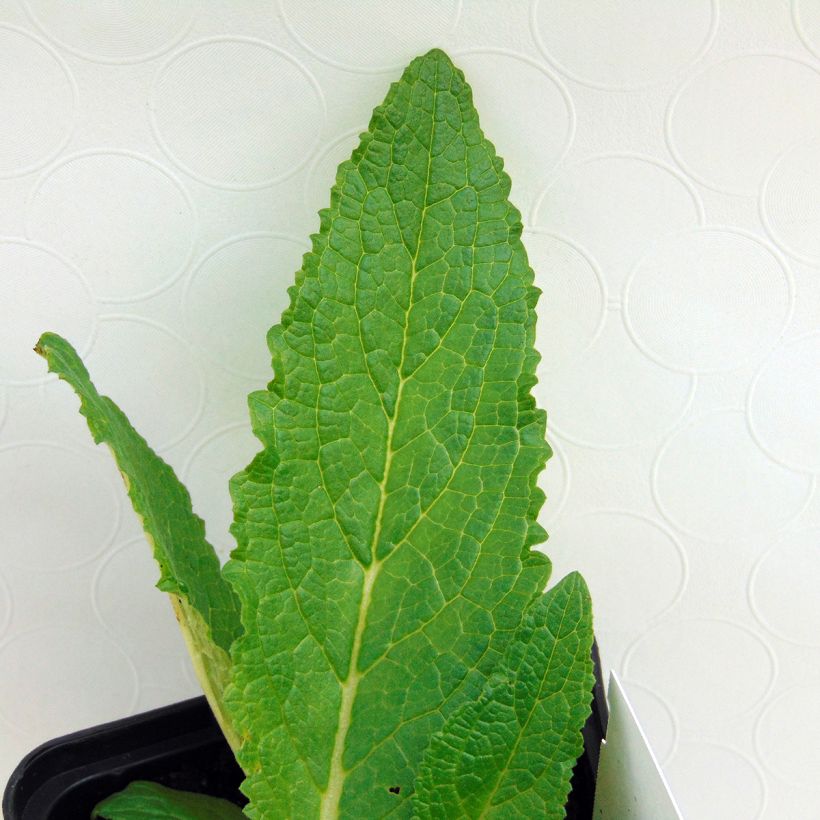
[
  {"x1": 36, "y1": 333, "x2": 241, "y2": 747},
  {"x1": 223, "y1": 48, "x2": 554, "y2": 819},
  {"x1": 92, "y1": 780, "x2": 247, "y2": 820},
  {"x1": 36, "y1": 333, "x2": 241, "y2": 651},
  {"x1": 413, "y1": 572, "x2": 595, "y2": 819}
]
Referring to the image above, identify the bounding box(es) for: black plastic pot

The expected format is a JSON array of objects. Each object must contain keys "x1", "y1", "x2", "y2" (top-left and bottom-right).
[{"x1": 3, "y1": 643, "x2": 607, "y2": 819}]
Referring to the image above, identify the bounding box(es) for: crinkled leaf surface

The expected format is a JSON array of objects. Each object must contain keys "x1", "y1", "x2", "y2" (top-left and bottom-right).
[
  {"x1": 36, "y1": 47, "x2": 593, "y2": 820},
  {"x1": 35, "y1": 333, "x2": 240, "y2": 652},
  {"x1": 223, "y1": 49, "x2": 557, "y2": 819},
  {"x1": 35, "y1": 333, "x2": 242, "y2": 747},
  {"x1": 92, "y1": 780, "x2": 247, "y2": 820},
  {"x1": 413, "y1": 571, "x2": 594, "y2": 819}
]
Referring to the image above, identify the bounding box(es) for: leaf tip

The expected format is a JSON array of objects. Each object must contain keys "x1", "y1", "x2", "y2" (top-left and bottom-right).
[
  {"x1": 33, "y1": 331, "x2": 55, "y2": 358},
  {"x1": 421, "y1": 47, "x2": 453, "y2": 62},
  {"x1": 561, "y1": 570, "x2": 592, "y2": 604},
  {"x1": 413, "y1": 47, "x2": 458, "y2": 74},
  {"x1": 34, "y1": 331, "x2": 75, "y2": 364}
]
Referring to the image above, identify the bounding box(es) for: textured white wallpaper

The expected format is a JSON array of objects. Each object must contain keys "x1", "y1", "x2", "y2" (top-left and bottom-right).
[{"x1": 1, "y1": 2, "x2": 819, "y2": 817}]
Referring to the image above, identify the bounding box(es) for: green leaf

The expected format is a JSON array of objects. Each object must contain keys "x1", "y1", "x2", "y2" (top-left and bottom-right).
[
  {"x1": 413, "y1": 572, "x2": 594, "y2": 819},
  {"x1": 35, "y1": 333, "x2": 242, "y2": 749},
  {"x1": 92, "y1": 780, "x2": 247, "y2": 820},
  {"x1": 222, "y1": 48, "x2": 556, "y2": 818}
]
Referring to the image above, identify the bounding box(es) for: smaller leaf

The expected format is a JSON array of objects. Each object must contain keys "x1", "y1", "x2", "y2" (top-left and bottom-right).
[
  {"x1": 92, "y1": 780, "x2": 247, "y2": 820},
  {"x1": 413, "y1": 571, "x2": 594, "y2": 819},
  {"x1": 35, "y1": 333, "x2": 242, "y2": 749},
  {"x1": 35, "y1": 333, "x2": 241, "y2": 652}
]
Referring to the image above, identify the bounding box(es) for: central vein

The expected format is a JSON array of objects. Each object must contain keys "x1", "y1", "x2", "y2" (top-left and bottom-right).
[
  {"x1": 319, "y1": 67, "x2": 440, "y2": 820},
  {"x1": 318, "y1": 393, "x2": 399, "y2": 819}
]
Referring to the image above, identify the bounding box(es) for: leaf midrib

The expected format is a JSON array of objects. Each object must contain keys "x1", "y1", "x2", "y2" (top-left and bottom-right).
[{"x1": 319, "y1": 62, "x2": 441, "y2": 820}]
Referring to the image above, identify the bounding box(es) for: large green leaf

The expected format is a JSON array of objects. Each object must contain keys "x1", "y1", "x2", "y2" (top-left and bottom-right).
[
  {"x1": 222, "y1": 48, "x2": 557, "y2": 818},
  {"x1": 35, "y1": 333, "x2": 242, "y2": 749},
  {"x1": 92, "y1": 781, "x2": 247, "y2": 820},
  {"x1": 413, "y1": 572, "x2": 594, "y2": 818}
]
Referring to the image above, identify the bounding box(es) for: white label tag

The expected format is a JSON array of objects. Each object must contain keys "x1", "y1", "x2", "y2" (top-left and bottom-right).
[{"x1": 593, "y1": 672, "x2": 683, "y2": 819}]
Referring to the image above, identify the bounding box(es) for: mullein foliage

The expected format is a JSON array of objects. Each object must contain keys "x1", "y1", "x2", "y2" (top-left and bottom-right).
[{"x1": 39, "y1": 49, "x2": 594, "y2": 820}]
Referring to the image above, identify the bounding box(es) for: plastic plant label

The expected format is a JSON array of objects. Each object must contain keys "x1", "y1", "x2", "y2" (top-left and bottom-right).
[{"x1": 593, "y1": 672, "x2": 683, "y2": 819}]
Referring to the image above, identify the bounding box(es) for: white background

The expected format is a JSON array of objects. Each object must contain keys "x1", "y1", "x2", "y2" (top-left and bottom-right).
[{"x1": 0, "y1": 2, "x2": 819, "y2": 817}]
